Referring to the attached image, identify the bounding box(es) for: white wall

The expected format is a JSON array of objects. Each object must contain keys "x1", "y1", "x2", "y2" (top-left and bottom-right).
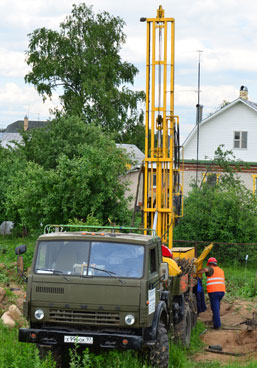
[
  {"x1": 184, "y1": 102, "x2": 257, "y2": 162},
  {"x1": 183, "y1": 169, "x2": 257, "y2": 196},
  {"x1": 120, "y1": 170, "x2": 144, "y2": 209}
]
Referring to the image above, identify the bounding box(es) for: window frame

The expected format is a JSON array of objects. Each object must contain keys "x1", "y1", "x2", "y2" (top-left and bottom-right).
[
  {"x1": 149, "y1": 247, "x2": 158, "y2": 275},
  {"x1": 202, "y1": 172, "x2": 220, "y2": 185},
  {"x1": 233, "y1": 131, "x2": 248, "y2": 149}
]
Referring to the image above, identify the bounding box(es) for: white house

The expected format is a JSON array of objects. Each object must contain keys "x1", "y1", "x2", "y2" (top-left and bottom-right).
[{"x1": 182, "y1": 86, "x2": 257, "y2": 194}]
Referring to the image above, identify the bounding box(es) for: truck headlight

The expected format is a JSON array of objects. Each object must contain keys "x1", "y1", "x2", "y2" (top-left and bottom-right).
[
  {"x1": 125, "y1": 314, "x2": 135, "y2": 326},
  {"x1": 34, "y1": 309, "x2": 44, "y2": 320}
]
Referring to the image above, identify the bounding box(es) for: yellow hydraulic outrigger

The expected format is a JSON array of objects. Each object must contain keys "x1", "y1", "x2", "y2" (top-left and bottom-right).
[{"x1": 142, "y1": 6, "x2": 183, "y2": 249}]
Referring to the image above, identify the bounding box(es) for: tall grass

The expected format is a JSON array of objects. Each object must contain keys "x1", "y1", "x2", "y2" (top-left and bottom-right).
[
  {"x1": 0, "y1": 322, "x2": 56, "y2": 368},
  {"x1": 223, "y1": 265, "x2": 257, "y2": 298},
  {"x1": 0, "y1": 319, "x2": 256, "y2": 368}
]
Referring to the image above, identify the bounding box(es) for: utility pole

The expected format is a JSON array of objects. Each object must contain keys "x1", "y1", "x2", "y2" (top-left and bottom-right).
[{"x1": 196, "y1": 50, "x2": 203, "y2": 186}]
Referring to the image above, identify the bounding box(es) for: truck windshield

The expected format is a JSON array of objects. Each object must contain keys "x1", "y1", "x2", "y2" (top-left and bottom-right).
[{"x1": 35, "y1": 240, "x2": 144, "y2": 278}]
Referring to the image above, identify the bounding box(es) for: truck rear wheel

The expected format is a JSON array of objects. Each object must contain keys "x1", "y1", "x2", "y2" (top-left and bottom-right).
[
  {"x1": 148, "y1": 321, "x2": 169, "y2": 368},
  {"x1": 174, "y1": 302, "x2": 192, "y2": 347}
]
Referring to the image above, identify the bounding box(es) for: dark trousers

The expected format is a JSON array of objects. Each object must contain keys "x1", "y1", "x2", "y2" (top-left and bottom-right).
[{"x1": 208, "y1": 291, "x2": 225, "y2": 328}]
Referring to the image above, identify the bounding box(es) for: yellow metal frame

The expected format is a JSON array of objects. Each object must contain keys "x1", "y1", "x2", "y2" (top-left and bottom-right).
[
  {"x1": 143, "y1": 6, "x2": 183, "y2": 248},
  {"x1": 252, "y1": 174, "x2": 257, "y2": 194}
]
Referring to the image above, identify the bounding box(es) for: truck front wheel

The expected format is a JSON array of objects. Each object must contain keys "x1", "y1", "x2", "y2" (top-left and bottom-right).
[
  {"x1": 38, "y1": 345, "x2": 66, "y2": 368},
  {"x1": 148, "y1": 321, "x2": 169, "y2": 368}
]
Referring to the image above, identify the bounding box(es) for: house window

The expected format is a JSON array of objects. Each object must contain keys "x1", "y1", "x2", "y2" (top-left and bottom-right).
[
  {"x1": 234, "y1": 131, "x2": 247, "y2": 149},
  {"x1": 202, "y1": 172, "x2": 220, "y2": 186},
  {"x1": 252, "y1": 175, "x2": 257, "y2": 194}
]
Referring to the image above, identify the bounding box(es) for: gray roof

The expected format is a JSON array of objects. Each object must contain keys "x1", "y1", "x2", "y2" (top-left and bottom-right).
[
  {"x1": 116, "y1": 144, "x2": 144, "y2": 168},
  {"x1": 0, "y1": 133, "x2": 22, "y2": 148},
  {"x1": 5, "y1": 120, "x2": 48, "y2": 133}
]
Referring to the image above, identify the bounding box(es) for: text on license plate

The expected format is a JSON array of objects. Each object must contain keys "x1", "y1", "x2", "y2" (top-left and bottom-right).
[{"x1": 64, "y1": 335, "x2": 93, "y2": 344}]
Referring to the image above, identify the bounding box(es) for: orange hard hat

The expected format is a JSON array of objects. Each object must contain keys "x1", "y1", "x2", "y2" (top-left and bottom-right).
[{"x1": 207, "y1": 257, "x2": 217, "y2": 265}]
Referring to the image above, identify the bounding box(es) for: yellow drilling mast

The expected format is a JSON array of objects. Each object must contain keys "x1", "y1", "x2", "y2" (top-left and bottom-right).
[{"x1": 142, "y1": 6, "x2": 183, "y2": 249}]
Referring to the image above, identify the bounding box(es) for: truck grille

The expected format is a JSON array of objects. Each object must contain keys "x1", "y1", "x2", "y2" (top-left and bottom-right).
[
  {"x1": 49, "y1": 309, "x2": 120, "y2": 325},
  {"x1": 36, "y1": 286, "x2": 64, "y2": 294}
]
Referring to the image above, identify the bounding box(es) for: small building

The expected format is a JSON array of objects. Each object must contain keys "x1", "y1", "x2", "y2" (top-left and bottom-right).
[
  {"x1": 0, "y1": 133, "x2": 23, "y2": 148},
  {"x1": 182, "y1": 86, "x2": 257, "y2": 194},
  {"x1": 0, "y1": 116, "x2": 48, "y2": 148},
  {"x1": 4, "y1": 116, "x2": 48, "y2": 133}
]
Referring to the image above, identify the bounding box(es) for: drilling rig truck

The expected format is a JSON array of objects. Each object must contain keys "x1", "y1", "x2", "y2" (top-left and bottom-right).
[{"x1": 16, "y1": 7, "x2": 212, "y2": 368}]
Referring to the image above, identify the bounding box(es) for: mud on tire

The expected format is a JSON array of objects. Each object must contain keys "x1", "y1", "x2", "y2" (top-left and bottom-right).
[{"x1": 148, "y1": 321, "x2": 169, "y2": 368}]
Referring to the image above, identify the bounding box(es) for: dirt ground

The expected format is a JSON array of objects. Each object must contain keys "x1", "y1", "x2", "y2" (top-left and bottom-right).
[
  {"x1": 194, "y1": 298, "x2": 257, "y2": 365},
  {"x1": 0, "y1": 282, "x2": 25, "y2": 310}
]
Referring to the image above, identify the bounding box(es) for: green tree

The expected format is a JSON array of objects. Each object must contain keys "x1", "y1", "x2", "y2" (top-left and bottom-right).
[
  {"x1": 6, "y1": 119, "x2": 132, "y2": 230},
  {"x1": 118, "y1": 120, "x2": 145, "y2": 152},
  {"x1": 202, "y1": 145, "x2": 247, "y2": 188},
  {"x1": 17, "y1": 115, "x2": 126, "y2": 170},
  {"x1": 0, "y1": 146, "x2": 26, "y2": 224},
  {"x1": 25, "y1": 3, "x2": 144, "y2": 134}
]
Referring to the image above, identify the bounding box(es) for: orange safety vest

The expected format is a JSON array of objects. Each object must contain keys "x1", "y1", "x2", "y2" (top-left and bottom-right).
[{"x1": 206, "y1": 266, "x2": 226, "y2": 293}]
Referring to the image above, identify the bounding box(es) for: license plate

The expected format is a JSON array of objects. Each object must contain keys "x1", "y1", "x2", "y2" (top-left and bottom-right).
[{"x1": 64, "y1": 335, "x2": 93, "y2": 344}]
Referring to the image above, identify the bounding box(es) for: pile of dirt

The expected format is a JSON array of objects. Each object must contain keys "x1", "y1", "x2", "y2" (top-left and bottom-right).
[{"x1": 194, "y1": 299, "x2": 257, "y2": 364}]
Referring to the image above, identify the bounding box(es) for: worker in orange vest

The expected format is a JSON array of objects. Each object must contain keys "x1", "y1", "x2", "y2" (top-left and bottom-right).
[{"x1": 197, "y1": 257, "x2": 225, "y2": 329}]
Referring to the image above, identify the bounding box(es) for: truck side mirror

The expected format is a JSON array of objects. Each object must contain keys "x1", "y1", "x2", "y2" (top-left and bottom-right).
[
  {"x1": 15, "y1": 245, "x2": 27, "y2": 282},
  {"x1": 160, "y1": 262, "x2": 169, "y2": 282},
  {"x1": 15, "y1": 244, "x2": 27, "y2": 255}
]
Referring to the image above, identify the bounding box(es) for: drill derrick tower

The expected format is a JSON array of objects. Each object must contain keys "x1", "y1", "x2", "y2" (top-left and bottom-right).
[{"x1": 142, "y1": 6, "x2": 183, "y2": 248}]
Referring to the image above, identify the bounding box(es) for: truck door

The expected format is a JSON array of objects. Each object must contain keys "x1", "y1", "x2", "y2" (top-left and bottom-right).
[{"x1": 147, "y1": 246, "x2": 160, "y2": 317}]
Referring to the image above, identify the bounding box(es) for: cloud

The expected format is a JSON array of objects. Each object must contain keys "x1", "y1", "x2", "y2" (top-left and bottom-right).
[
  {"x1": 175, "y1": 83, "x2": 238, "y2": 107},
  {"x1": 202, "y1": 48, "x2": 257, "y2": 72},
  {"x1": 0, "y1": 82, "x2": 60, "y2": 125},
  {"x1": 1, "y1": 0, "x2": 257, "y2": 134},
  {"x1": 0, "y1": 48, "x2": 27, "y2": 78}
]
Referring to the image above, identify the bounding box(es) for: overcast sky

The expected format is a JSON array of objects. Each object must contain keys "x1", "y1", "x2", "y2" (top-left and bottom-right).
[{"x1": 1, "y1": 0, "x2": 257, "y2": 142}]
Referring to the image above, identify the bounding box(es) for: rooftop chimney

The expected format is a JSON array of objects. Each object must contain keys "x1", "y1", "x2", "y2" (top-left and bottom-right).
[
  {"x1": 24, "y1": 115, "x2": 28, "y2": 131},
  {"x1": 240, "y1": 85, "x2": 248, "y2": 100}
]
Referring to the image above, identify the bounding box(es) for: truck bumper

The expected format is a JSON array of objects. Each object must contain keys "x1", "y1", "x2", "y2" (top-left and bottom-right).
[{"x1": 19, "y1": 328, "x2": 144, "y2": 350}]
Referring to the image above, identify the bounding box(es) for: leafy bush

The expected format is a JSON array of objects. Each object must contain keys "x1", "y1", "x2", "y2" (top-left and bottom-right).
[
  {"x1": 175, "y1": 184, "x2": 257, "y2": 244},
  {"x1": 175, "y1": 147, "x2": 257, "y2": 265}
]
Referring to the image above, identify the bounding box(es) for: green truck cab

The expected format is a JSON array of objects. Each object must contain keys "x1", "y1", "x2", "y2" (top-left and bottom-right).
[{"x1": 16, "y1": 229, "x2": 197, "y2": 367}]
